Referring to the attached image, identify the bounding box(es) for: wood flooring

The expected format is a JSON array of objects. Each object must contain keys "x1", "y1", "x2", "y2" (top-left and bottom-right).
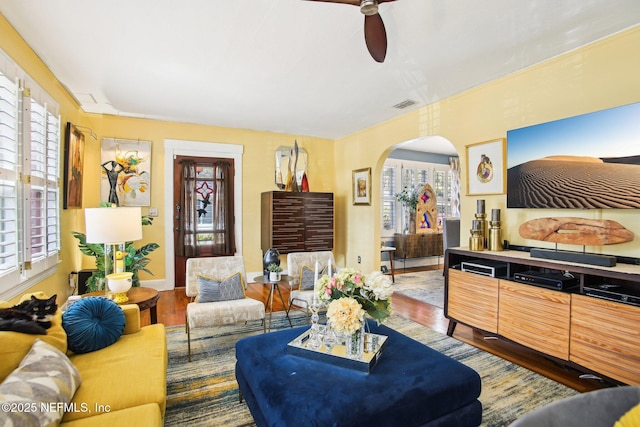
[{"x1": 144, "y1": 267, "x2": 612, "y2": 393}]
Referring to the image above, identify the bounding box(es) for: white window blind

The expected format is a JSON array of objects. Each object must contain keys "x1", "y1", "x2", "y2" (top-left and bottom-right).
[
  {"x1": 381, "y1": 158, "x2": 455, "y2": 237},
  {"x1": 381, "y1": 166, "x2": 396, "y2": 231},
  {"x1": 0, "y1": 49, "x2": 60, "y2": 298}
]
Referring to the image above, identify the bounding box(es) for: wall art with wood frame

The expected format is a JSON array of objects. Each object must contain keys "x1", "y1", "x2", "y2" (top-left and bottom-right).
[
  {"x1": 352, "y1": 167, "x2": 372, "y2": 205},
  {"x1": 63, "y1": 122, "x2": 85, "y2": 209},
  {"x1": 465, "y1": 138, "x2": 506, "y2": 196}
]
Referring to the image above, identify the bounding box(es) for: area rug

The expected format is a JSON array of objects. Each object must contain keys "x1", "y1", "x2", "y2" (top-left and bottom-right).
[
  {"x1": 393, "y1": 269, "x2": 445, "y2": 308},
  {"x1": 165, "y1": 312, "x2": 577, "y2": 427}
]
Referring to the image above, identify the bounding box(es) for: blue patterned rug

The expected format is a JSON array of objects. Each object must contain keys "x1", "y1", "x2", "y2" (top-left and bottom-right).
[{"x1": 165, "y1": 312, "x2": 577, "y2": 426}]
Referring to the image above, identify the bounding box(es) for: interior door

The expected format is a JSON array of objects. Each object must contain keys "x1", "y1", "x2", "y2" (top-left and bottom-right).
[{"x1": 173, "y1": 155, "x2": 235, "y2": 287}]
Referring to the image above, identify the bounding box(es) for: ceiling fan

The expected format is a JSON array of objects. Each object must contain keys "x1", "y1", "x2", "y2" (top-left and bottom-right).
[{"x1": 306, "y1": 0, "x2": 396, "y2": 63}]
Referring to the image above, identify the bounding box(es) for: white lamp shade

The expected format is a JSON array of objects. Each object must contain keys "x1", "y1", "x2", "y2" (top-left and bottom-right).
[{"x1": 84, "y1": 207, "x2": 143, "y2": 244}]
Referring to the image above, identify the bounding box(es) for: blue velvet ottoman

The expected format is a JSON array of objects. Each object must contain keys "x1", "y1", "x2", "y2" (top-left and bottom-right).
[{"x1": 235, "y1": 321, "x2": 482, "y2": 427}]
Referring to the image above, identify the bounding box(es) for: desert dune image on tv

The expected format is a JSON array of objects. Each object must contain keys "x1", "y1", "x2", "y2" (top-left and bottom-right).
[{"x1": 507, "y1": 102, "x2": 640, "y2": 209}]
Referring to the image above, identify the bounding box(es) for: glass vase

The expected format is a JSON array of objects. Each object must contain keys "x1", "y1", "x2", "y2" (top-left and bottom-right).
[{"x1": 345, "y1": 322, "x2": 365, "y2": 360}]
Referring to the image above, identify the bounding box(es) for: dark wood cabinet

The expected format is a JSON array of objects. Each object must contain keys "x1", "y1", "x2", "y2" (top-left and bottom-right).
[
  {"x1": 261, "y1": 191, "x2": 334, "y2": 254},
  {"x1": 393, "y1": 233, "x2": 443, "y2": 259}
]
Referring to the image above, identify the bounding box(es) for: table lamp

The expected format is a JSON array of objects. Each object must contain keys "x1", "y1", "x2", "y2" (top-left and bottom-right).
[{"x1": 84, "y1": 207, "x2": 143, "y2": 293}]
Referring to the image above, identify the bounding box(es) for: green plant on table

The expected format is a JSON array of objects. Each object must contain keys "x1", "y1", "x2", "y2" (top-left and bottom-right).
[
  {"x1": 267, "y1": 263, "x2": 283, "y2": 273},
  {"x1": 395, "y1": 186, "x2": 420, "y2": 211},
  {"x1": 72, "y1": 214, "x2": 159, "y2": 292}
]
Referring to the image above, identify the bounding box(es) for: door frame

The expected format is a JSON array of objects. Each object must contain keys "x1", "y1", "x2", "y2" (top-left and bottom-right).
[{"x1": 163, "y1": 139, "x2": 243, "y2": 290}]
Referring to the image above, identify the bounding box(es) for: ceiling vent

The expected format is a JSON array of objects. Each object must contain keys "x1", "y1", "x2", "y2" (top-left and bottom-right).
[{"x1": 392, "y1": 99, "x2": 417, "y2": 109}]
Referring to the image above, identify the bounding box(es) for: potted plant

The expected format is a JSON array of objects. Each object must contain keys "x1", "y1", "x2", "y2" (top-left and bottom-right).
[
  {"x1": 396, "y1": 186, "x2": 420, "y2": 234},
  {"x1": 267, "y1": 263, "x2": 283, "y2": 282},
  {"x1": 72, "y1": 214, "x2": 159, "y2": 292}
]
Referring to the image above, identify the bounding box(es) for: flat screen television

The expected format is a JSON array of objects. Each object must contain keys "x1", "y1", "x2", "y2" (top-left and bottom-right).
[{"x1": 506, "y1": 102, "x2": 640, "y2": 209}]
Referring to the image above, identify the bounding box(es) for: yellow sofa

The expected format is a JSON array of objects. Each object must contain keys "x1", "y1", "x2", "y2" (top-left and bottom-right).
[{"x1": 0, "y1": 293, "x2": 167, "y2": 427}]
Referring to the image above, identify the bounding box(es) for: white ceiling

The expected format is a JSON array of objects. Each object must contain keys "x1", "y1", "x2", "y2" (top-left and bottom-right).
[{"x1": 1, "y1": 0, "x2": 639, "y2": 147}]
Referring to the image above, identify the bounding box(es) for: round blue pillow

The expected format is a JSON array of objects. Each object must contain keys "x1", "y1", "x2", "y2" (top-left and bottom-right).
[{"x1": 62, "y1": 297, "x2": 125, "y2": 354}]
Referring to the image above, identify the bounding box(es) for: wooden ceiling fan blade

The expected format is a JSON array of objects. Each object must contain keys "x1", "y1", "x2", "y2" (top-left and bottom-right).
[{"x1": 364, "y1": 13, "x2": 387, "y2": 63}]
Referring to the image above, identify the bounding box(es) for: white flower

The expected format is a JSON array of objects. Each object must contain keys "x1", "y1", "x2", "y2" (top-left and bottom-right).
[
  {"x1": 364, "y1": 271, "x2": 394, "y2": 301},
  {"x1": 326, "y1": 297, "x2": 365, "y2": 334}
]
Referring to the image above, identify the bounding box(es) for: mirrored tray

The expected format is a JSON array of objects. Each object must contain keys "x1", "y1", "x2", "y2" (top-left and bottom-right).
[{"x1": 286, "y1": 326, "x2": 387, "y2": 373}]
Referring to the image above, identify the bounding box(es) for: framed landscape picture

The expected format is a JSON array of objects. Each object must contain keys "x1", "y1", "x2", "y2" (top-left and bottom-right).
[
  {"x1": 352, "y1": 167, "x2": 371, "y2": 205},
  {"x1": 466, "y1": 138, "x2": 506, "y2": 195}
]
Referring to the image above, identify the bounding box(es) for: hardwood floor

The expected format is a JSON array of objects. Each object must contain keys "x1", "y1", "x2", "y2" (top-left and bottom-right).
[{"x1": 145, "y1": 268, "x2": 612, "y2": 393}]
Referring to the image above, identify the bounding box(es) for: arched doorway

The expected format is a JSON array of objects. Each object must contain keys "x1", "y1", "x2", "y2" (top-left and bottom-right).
[{"x1": 379, "y1": 136, "x2": 460, "y2": 272}]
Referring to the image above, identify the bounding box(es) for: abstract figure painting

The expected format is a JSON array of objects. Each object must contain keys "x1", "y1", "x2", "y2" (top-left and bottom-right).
[{"x1": 100, "y1": 138, "x2": 151, "y2": 206}]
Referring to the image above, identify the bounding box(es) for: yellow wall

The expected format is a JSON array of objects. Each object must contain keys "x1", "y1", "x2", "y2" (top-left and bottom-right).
[
  {"x1": 78, "y1": 115, "x2": 335, "y2": 280},
  {"x1": 1, "y1": 14, "x2": 335, "y2": 303},
  {"x1": 2, "y1": 12, "x2": 639, "y2": 302},
  {"x1": 1, "y1": 14, "x2": 84, "y2": 302},
  {"x1": 336, "y1": 27, "x2": 640, "y2": 273}
]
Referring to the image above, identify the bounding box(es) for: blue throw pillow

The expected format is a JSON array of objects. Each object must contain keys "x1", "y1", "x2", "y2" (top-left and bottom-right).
[{"x1": 62, "y1": 297, "x2": 125, "y2": 354}]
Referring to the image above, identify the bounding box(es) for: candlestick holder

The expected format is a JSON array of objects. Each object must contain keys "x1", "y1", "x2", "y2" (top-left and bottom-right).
[
  {"x1": 469, "y1": 220, "x2": 485, "y2": 252},
  {"x1": 488, "y1": 208, "x2": 503, "y2": 251},
  {"x1": 474, "y1": 212, "x2": 487, "y2": 250},
  {"x1": 307, "y1": 297, "x2": 323, "y2": 349}
]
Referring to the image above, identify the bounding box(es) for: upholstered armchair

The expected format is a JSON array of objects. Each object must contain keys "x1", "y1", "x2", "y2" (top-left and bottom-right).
[
  {"x1": 185, "y1": 256, "x2": 265, "y2": 361},
  {"x1": 286, "y1": 251, "x2": 335, "y2": 322}
]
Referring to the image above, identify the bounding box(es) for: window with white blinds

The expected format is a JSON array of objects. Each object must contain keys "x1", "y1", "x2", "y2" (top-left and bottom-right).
[
  {"x1": 0, "y1": 49, "x2": 60, "y2": 298},
  {"x1": 381, "y1": 158, "x2": 454, "y2": 237}
]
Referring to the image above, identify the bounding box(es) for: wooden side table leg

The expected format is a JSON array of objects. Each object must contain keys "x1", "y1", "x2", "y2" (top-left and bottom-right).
[
  {"x1": 150, "y1": 305, "x2": 158, "y2": 324},
  {"x1": 389, "y1": 251, "x2": 395, "y2": 283}
]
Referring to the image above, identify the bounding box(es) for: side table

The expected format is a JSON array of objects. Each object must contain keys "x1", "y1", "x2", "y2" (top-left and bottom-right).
[
  {"x1": 381, "y1": 246, "x2": 396, "y2": 283},
  {"x1": 83, "y1": 287, "x2": 160, "y2": 324},
  {"x1": 253, "y1": 275, "x2": 293, "y2": 331}
]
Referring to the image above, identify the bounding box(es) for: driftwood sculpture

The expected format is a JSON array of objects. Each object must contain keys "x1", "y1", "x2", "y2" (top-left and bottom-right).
[{"x1": 518, "y1": 217, "x2": 634, "y2": 246}]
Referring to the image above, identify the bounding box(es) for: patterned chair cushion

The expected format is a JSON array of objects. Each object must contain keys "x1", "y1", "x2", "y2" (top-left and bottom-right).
[
  {"x1": 0, "y1": 339, "x2": 81, "y2": 426},
  {"x1": 299, "y1": 265, "x2": 329, "y2": 290},
  {"x1": 196, "y1": 273, "x2": 245, "y2": 303},
  {"x1": 187, "y1": 298, "x2": 265, "y2": 329}
]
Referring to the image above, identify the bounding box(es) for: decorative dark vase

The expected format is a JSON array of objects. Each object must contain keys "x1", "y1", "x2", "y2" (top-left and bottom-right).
[{"x1": 263, "y1": 248, "x2": 281, "y2": 276}]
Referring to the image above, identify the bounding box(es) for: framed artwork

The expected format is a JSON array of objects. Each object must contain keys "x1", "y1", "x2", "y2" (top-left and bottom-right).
[
  {"x1": 101, "y1": 138, "x2": 152, "y2": 206},
  {"x1": 466, "y1": 138, "x2": 506, "y2": 195},
  {"x1": 63, "y1": 122, "x2": 85, "y2": 209},
  {"x1": 352, "y1": 167, "x2": 371, "y2": 205}
]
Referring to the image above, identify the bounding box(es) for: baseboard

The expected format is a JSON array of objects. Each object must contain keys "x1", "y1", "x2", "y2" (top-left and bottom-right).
[{"x1": 139, "y1": 278, "x2": 174, "y2": 291}]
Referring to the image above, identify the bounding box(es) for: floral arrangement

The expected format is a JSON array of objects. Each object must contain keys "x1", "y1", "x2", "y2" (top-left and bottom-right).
[
  {"x1": 317, "y1": 268, "x2": 393, "y2": 334},
  {"x1": 395, "y1": 186, "x2": 420, "y2": 211}
]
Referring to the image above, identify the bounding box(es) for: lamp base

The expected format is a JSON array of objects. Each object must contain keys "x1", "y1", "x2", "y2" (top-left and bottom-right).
[{"x1": 112, "y1": 292, "x2": 129, "y2": 304}]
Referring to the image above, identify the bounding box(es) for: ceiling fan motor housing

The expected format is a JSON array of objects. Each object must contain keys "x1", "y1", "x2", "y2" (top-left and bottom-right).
[{"x1": 360, "y1": 0, "x2": 379, "y2": 15}]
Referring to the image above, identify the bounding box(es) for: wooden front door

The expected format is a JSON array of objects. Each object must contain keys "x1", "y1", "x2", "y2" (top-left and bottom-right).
[{"x1": 173, "y1": 155, "x2": 235, "y2": 287}]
